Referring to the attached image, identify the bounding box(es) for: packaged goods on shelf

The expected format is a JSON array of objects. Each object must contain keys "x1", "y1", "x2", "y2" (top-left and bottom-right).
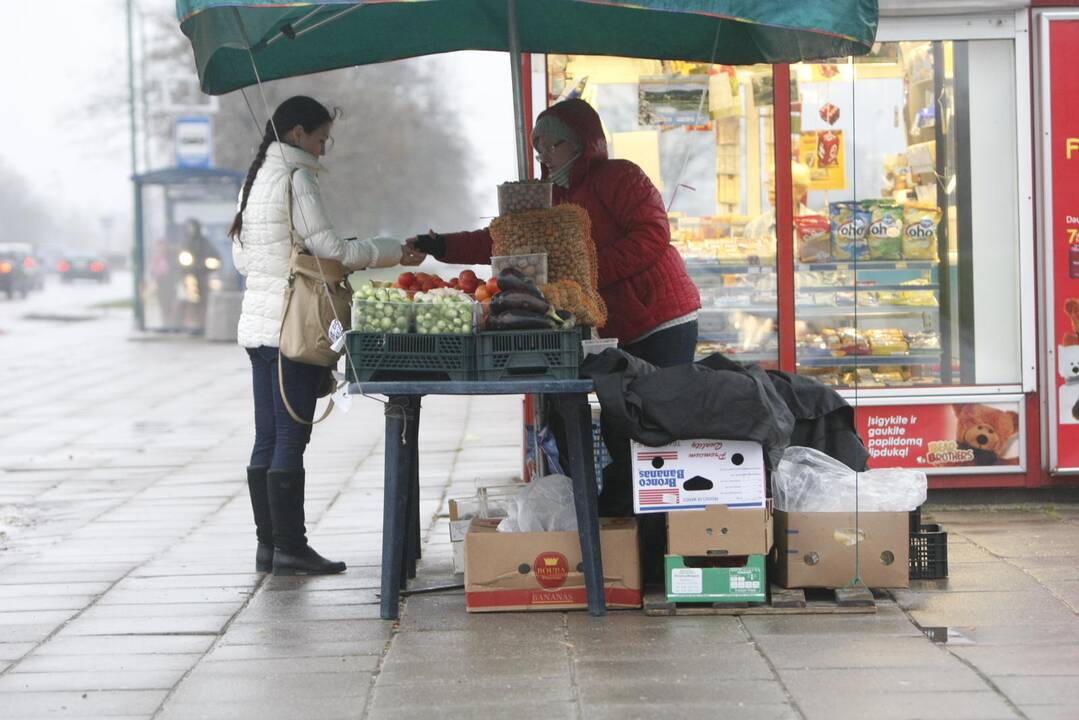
[
  {"x1": 829, "y1": 201, "x2": 871, "y2": 261},
  {"x1": 902, "y1": 204, "x2": 941, "y2": 260},
  {"x1": 865, "y1": 200, "x2": 905, "y2": 260},
  {"x1": 866, "y1": 328, "x2": 910, "y2": 356},
  {"x1": 794, "y1": 214, "x2": 832, "y2": 263},
  {"x1": 823, "y1": 327, "x2": 870, "y2": 356},
  {"x1": 842, "y1": 368, "x2": 881, "y2": 386},
  {"x1": 908, "y1": 331, "x2": 941, "y2": 350}
]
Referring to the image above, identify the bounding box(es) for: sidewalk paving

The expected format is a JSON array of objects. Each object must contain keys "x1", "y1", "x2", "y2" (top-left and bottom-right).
[{"x1": 1, "y1": 309, "x2": 1078, "y2": 719}]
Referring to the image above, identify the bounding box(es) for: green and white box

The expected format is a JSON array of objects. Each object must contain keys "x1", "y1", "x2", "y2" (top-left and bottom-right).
[{"x1": 665, "y1": 555, "x2": 766, "y2": 603}]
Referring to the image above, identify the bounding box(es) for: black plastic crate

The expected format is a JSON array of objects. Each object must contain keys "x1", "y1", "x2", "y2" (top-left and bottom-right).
[
  {"x1": 344, "y1": 332, "x2": 475, "y2": 382},
  {"x1": 909, "y1": 523, "x2": 948, "y2": 580},
  {"x1": 476, "y1": 329, "x2": 580, "y2": 381}
]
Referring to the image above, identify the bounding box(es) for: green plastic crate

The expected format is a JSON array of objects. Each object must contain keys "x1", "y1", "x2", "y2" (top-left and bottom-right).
[
  {"x1": 476, "y1": 329, "x2": 581, "y2": 381},
  {"x1": 345, "y1": 332, "x2": 475, "y2": 382}
]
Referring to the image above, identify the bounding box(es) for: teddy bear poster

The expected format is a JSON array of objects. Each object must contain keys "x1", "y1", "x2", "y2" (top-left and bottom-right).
[{"x1": 860, "y1": 402, "x2": 1022, "y2": 469}]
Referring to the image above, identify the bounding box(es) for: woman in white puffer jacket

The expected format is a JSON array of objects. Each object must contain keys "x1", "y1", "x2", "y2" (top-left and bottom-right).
[{"x1": 229, "y1": 96, "x2": 404, "y2": 577}]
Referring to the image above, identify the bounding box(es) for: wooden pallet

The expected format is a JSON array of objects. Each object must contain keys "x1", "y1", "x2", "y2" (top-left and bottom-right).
[{"x1": 643, "y1": 584, "x2": 877, "y2": 616}]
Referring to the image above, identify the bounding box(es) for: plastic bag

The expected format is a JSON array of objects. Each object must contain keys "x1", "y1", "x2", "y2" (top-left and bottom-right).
[
  {"x1": 497, "y1": 474, "x2": 578, "y2": 533},
  {"x1": 772, "y1": 446, "x2": 926, "y2": 512}
]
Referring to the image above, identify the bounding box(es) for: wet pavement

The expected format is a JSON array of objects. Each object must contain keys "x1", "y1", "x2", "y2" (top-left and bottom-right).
[{"x1": 1, "y1": 277, "x2": 1078, "y2": 719}]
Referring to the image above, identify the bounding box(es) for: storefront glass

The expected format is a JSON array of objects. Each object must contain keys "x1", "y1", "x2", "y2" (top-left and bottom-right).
[
  {"x1": 548, "y1": 39, "x2": 1024, "y2": 390},
  {"x1": 546, "y1": 57, "x2": 777, "y2": 365},
  {"x1": 792, "y1": 40, "x2": 1023, "y2": 389}
]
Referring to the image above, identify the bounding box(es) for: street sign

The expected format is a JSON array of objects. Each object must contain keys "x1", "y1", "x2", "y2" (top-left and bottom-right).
[{"x1": 175, "y1": 116, "x2": 213, "y2": 168}]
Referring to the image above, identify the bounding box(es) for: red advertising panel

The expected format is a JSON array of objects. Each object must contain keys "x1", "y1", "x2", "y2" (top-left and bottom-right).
[
  {"x1": 855, "y1": 401, "x2": 1025, "y2": 473},
  {"x1": 1049, "y1": 20, "x2": 1079, "y2": 469}
]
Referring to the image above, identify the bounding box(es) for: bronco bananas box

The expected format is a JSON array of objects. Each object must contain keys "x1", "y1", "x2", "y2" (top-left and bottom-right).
[
  {"x1": 630, "y1": 439, "x2": 766, "y2": 514},
  {"x1": 463, "y1": 517, "x2": 641, "y2": 612}
]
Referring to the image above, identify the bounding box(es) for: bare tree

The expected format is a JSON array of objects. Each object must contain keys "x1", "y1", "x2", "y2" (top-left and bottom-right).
[{"x1": 135, "y1": 8, "x2": 480, "y2": 241}]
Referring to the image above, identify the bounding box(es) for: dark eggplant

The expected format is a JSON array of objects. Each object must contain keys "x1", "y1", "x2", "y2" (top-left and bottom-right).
[
  {"x1": 490, "y1": 292, "x2": 550, "y2": 315},
  {"x1": 485, "y1": 310, "x2": 557, "y2": 330},
  {"x1": 496, "y1": 272, "x2": 545, "y2": 299}
]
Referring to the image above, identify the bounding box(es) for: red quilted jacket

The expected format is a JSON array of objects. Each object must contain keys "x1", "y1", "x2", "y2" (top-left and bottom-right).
[{"x1": 441, "y1": 99, "x2": 700, "y2": 343}]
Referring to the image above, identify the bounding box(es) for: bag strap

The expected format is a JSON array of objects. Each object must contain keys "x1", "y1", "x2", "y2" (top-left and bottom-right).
[
  {"x1": 285, "y1": 169, "x2": 306, "y2": 255},
  {"x1": 278, "y1": 352, "x2": 335, "y2": 425}
]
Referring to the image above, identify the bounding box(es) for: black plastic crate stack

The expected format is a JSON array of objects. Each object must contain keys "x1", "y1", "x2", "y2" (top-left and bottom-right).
[
  {"x1": 344, "y1": 332, "x2": 475, "y2": 382},
  {"x1": 909, "y1": 507, "x2": 948, "y2": 579}
]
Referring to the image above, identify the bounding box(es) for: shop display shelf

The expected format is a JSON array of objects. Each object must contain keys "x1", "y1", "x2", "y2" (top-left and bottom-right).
[
  {"x1": 795, "y1": 305, "x2": 940, "y2": 318},
  {"x1": 796, "y1": 352, "x2": 941, "y2": 368},
  {"x1": 696, "y1": 351, "x2": 778, "y2": 364},
  {"x1": 796, "y1": 260, "x2": 938, "y2": 272},
  {"x1": 683, "y1": 260, "x2": 776, "y2": 274},
  {"x1": 700, "y1": 305, "x2": 778, "y2": 314},
  {"x1": 796, "y1": 284, "x2": 940, "y2": 293},
  {"x1": 910, "y1": 522, "x2": 948, "y2": 580},
  {"x1": 345, "y1": 331, "x2": 475, "y2": 383},
  {"x1": 476, "y1": 328, "x2": 581, "y2": 381}
]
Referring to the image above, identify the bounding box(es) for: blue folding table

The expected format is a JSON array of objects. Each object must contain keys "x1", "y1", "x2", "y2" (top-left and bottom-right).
[{"x1": 350, "y1": 379, "x2": 605, "y2": 620}]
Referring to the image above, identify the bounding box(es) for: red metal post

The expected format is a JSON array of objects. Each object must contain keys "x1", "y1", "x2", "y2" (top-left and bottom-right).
[{"x1": 773, "y1": 64, "x2": 797, "y2": 373}]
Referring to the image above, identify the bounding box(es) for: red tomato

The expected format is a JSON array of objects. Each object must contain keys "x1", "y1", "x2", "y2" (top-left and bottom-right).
[
  {"x1": 415, "y1": 272, "x2": 430, "y2": 283},
  {"x1": 460, "y1": 269, "x2": 477, "y2": 282},
  {"x1": 398, "y1": 272, "x2": 416, "y2": 287},
  {"x1": 486, "y1": 277, "x2": 500, "y2": 295}
]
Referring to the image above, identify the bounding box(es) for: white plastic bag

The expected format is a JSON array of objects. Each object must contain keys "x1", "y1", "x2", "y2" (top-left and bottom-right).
[
  {"x1": 497, "y1": 474, "x2": 578, "y2": 533},
  {"x1": 772, "y1": 446, "x2": 926, "y2": 512}
]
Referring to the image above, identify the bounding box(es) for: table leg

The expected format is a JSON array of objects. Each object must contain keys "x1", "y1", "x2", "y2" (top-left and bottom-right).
[
  {"x1": 380, "y1": 395, "x2": 413, "y2": 620},
  {"x1": 404, "y1": 397, "x2": 421, "y2": 580},
  {"x1": 553, "y1": 393, "x2": 606, "y2": 616}
]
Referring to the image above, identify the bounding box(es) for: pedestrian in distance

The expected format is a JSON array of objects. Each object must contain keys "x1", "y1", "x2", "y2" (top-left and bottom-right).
[{"x1": 229, "y1": 95, "x2": 406, "y2": 576}]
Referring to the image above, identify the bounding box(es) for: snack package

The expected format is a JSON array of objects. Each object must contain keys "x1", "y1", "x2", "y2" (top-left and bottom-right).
[
  {"x1": 902, "y1": 205, "x2": 941, "y2": 260},
  {"x1": 793, "y1": 215, "x2": 832, "y2": 263},
  {"x1": 866, "y1": 328, "x2": 909, "y2": 356},
  {"x1": 829, "y1": 201, "x2": 870, "y2": 261},
  {"x1": 864, "y1": 200, "x2": 904, "y2": 260}
]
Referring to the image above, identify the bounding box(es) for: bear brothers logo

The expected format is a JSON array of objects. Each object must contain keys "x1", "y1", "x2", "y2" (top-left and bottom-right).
[{"x1": 533, "y1": 552, "x2": 570, "y2": 590}]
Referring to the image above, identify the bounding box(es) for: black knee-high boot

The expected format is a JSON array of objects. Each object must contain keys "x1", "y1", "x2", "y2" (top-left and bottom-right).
[
  {"x1": 266, "y1": 468, "x2": 346, "y2": 576},
  {"x1": 247, "y1": 466, "x2": 274, "y2": 573}
]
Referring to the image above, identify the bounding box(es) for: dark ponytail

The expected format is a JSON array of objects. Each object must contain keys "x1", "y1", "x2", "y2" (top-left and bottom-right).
[{"x1": 228, "y1": 96, "x2": 336, "y2": 240}]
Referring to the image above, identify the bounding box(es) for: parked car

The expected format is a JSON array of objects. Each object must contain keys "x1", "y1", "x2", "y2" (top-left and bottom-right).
[
  {"x1": 58, "y1": 250, "x2": 111, "y2": 284},
  {"x1": 0, "y1": 246, "x2": 31, "y2": 298},
  {"x1": 0, "y1": 243, "x2": 46, "y2": 291}
]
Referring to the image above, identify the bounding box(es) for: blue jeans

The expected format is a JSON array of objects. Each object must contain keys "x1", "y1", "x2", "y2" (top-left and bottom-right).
[
  {"x1": 621, "y1": 319, "x2": 699, "y2": 368},
  {"x1": 247, "y1": 347, "x2": 325, "y2": 471}
]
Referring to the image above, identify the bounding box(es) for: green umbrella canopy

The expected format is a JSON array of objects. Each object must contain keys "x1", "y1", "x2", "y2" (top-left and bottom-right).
[{"x1": 177, "y1": 0, "x2": 879, "y2": 96}]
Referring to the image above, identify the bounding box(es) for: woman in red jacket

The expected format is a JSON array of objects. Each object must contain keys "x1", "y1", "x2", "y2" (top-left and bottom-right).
[{"x1": 404, "y1": 98, "x2": 701, "y2": 368}]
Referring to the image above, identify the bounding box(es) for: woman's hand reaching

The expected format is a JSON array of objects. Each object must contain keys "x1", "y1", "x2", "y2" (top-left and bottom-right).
[{"x1": 400, "y1": 237, "x2": 426, "y2": 266}]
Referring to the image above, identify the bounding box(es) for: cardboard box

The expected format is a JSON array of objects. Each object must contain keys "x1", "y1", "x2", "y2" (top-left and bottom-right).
[
  {"x1": 665, "y1": 554, "x2": 767, "y2": 603},
  {"x1": 448, "y1": 494, "x2": 514, "y2": 575},
  {"x1": 631, "y1": 439, "x2": 766, "y2": 514},
  {"x1": 667, "y1": 502, "x2": 773, "y2": 557},
  {"x1": 773, "y1": 510, "x2": 909, "y2": 589},
  {"x1": 464, "y1": 517, "x2": 641, "y2": 612}
]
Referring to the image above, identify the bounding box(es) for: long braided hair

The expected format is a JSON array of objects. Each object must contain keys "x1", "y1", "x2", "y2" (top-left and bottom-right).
[{"x1": 228, "y1": 96, "x2": 335, "y2": 240}]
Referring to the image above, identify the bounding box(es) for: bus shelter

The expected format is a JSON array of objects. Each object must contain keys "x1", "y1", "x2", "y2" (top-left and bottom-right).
[{"x1": 133, "y1": 167, "x2": 243, "y2": 333}]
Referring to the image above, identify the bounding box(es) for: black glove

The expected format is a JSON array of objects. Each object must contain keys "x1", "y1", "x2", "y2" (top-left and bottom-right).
[{"x1": 413, "y1": 232, "x2": 446, "y2": 259}]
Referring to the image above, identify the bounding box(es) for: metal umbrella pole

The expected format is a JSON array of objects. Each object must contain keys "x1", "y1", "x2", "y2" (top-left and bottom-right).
[{"x1": 506, "y1": 0, "x2": 529, "y2": 181}]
